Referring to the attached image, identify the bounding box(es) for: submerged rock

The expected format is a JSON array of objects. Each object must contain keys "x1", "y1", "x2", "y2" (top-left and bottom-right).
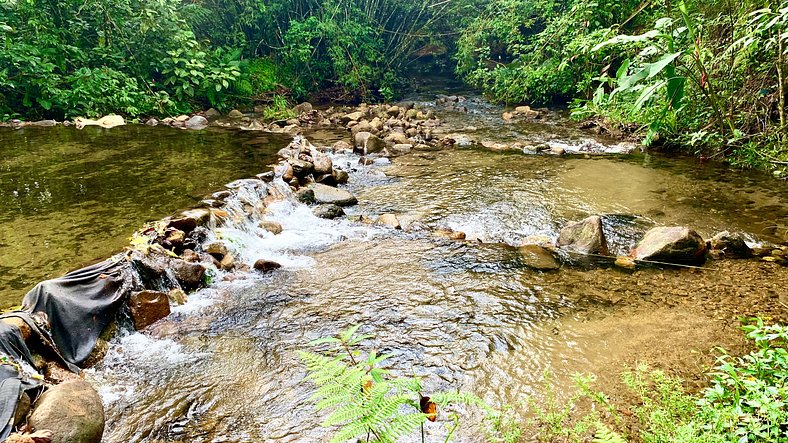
[
  {"x1": 29, "y1": 379, "x2": 105, "y2": 443},
  {"x1": 709, "y1": 231, "x2": 752, "y2": 259},
  {"x1": 309, "y1": 183, "x2": 358, "y2": 206},
  {"x1": 376, "y1": 213, "x2": 401, "y2": 229},
  {"x1": 518, "y1": 244, "x2": 560, "y2": 270},
  {"x1": 313, "y1": 204, "x2": 345, "y2": 219},
  {"x1": 129, "y1": 290, "x2": 170, "y2": 330},
  {"x1": 557, "y1": 215, "x2": 609, "y2": 255},
  {"x1": 259, "y1": 220, "x2": 283, "y2": 235},
  {"x1": 632, "y1": 227, "x2": 707, "y2": 265}
]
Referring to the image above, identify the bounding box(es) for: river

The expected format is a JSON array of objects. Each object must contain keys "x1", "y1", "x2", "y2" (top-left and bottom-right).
[{"x1": 2, "y1": 90, "x2": 788, "y2": 442}]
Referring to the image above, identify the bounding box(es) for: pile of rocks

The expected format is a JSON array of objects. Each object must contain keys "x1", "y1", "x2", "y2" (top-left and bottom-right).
[{"x1": 513, "y1": 215, "x2": 785, "y2": 271}]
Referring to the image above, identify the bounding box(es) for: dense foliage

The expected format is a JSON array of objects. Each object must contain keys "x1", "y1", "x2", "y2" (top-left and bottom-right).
[
  {"x1": 455, "y1": 0, "x2": 788, "y2": 172},
  {"x1": 0, "y1": 0, "x2": 470, "y2": 119},
  {"x1": 2, "y1": 0, "x2": 786, "y2": 170}
]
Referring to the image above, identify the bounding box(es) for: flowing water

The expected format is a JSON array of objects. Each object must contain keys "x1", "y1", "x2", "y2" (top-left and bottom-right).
[{"x1": 3, "y1": 92, "x2": 788, "y2": 442}]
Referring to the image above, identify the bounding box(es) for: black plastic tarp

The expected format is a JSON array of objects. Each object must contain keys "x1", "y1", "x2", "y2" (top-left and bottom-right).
[
  {"x1": 0, "y1": 319, "x2": 44, "y2": 440},
  {"x1": 21, "y1": 257, "x2": 133, "y2": 366}
]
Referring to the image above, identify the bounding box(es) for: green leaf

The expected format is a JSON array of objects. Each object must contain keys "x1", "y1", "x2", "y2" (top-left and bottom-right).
[
  {"x1": 645, "y1": 52, "x2": 682, "y2": 79},
  {"x1": 633, "y1": 80, "x2": 666, "y2": 111}
]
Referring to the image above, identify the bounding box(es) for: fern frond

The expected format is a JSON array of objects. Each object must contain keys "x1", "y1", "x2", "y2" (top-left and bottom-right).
[
  {"x1": 593, "y1": 423, "x2": 627, "y2": 443},
  {"x1": 322, "y1": 402, "x2": 366, "y2": 427},
  {"x1": 328, "y1": 420, "x2": 371, "y2": 443},
  {"x1": 380, "y1": 411, "x2": 427, "y2": 441},
  {"x1": 366, "y1": 393, "x2": 415, "y2": 427}
]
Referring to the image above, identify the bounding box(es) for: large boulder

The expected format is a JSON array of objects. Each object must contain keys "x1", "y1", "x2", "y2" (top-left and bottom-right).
[
  {"x1": 128, "y1": 290, "x2": 171, "y2": 330},
  {"x1": 709, "y1": 231, "x2": 752, "y2": 259},
  {"x1": 353, "y1": 132, "x2": 386, "y2": 155},
  {"x1": 29, "y1": 380, "x2": 105, "y2": 443},
  {"x1": 309, "y1": 184, "x2": 358, "y2": 206},
  {"x1": 631, "y1": 227, "x2": 707, "y2": 265},
  {"x1": 556, "y1": 216, "x2": 609, "y2": 255}
]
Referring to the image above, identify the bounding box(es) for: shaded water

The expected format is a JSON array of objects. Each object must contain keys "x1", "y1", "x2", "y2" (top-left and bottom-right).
[{"x1": 0, "y1": 126, "x2": 288, "y2": 307}]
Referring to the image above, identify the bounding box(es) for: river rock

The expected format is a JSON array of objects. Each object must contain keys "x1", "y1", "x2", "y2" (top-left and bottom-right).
[
  {"x1": 351, "y1": 120, "x2": 373, "y2": 135},
  {"x1": 309, "y1": 183, "x2": 358, "y2": 206},
  {"x1": 341, "y1": 111, "x2": 364, "y2": 124},
  {"x1": 384, "y1": 132, "x2": 410, "y2": 146},
  {"x1": 333, "y1": 169, "x2": 349, "y2": 184},
  {"x1": 169, "y1": 259, "x2": 206, "y2": 290},
  {"x1": 203, "y1": 241, "x2": 229, "y2": 258},
  {"x1": 312, "y1": 152, "x2": 333, "y2": 175},
  {"x1": 294, "y1": 102, "x2": 313, "y2": 114},
  {"x1": 518, "y1": 244, "x2": 560, "y2": 270},
  {"x1": 228, "y1": 109, "x2": 244, "y2": 118},
  {"x1": 219, "y1": 253, "x2": 235, "y2": 271},
  {"x1": 376, "y1": 213, "x2": 401, "y2": 229},
  {"x1": 313, "y1": 204, "x2": 345, "y2": 219},
  {"x1": 709, "y1": 231, "x2": 752, "y2": 259},
  {"x1": 74, "y1": 114, "x2": 125, "y2": 129},
  {"x1": 333, "y1": 140, "x2": 353, "y2": 153},
  {"x1": 253, "y1": 259, "x2": 282, "y2": 273},
  {"x1": 185, "y1": 115, "x2": 208, "y2": 130},
  {"x1": 290, "y1": 159, "x2": 314, "y2": 177},
  {"x1": 168, "y1": 208, "x2": 211, "y2": 233},
  {"x1": 631, "y1": 227, "x2": 707, "y2": 265},
  {"x1": 129, "y1": 290, "x2": 170, "y2": 330},
  {"x1": 354, "y1": 132, "x2": 386, "y2": 154},
  {"x1": 145, "y1": 118, "x2": 159, "y2": 126},
  {"x1": 205, "y1": 108, "x2": 221, "y2": 118},
  {"x1": 168, "y1": 288, "x2": 188, "y2": 305},
  {"x1": 259, "y1": 220, "x2": 283, "y2": 235},
  {"x1": 390, "y1": 144, "x2": 413, "y2": 155},
  {"x1": 296, "y1": 188, "x2": 316, "y2": 204},
  {"x1": 29, "y1": 379, "x2": 105, "y2": 443},
  {"x1": 514, "y1": 105, "x2": 540, "y2": 118},
  {"x1": 557, "y1": 216, "x2": 609, "y2": 255}
]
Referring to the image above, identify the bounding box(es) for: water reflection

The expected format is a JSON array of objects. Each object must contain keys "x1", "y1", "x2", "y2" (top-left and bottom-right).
[{"x1": 0, "y1": 126, "x2": 288, "y2": 306}]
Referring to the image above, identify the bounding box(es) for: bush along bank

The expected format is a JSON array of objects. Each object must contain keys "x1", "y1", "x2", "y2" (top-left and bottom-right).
[{"x1": 455, "y1": 0, "x2": 788, "y2": 176}]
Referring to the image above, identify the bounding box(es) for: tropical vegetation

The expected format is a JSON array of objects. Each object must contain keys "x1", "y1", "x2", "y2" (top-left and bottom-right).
[{"x1": 1, "y1": 0, "x2": 787, "y2": 171}]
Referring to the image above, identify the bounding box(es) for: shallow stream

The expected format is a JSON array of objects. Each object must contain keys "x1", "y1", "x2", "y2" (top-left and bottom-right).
[{"x1": 3, "y1": 91, "x2": 788, "y2": 442}]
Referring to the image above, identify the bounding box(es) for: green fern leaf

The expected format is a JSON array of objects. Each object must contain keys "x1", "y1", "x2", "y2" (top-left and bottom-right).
[{"x1": 593, "y1": 423, "x2": 627, "y2": 443}]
